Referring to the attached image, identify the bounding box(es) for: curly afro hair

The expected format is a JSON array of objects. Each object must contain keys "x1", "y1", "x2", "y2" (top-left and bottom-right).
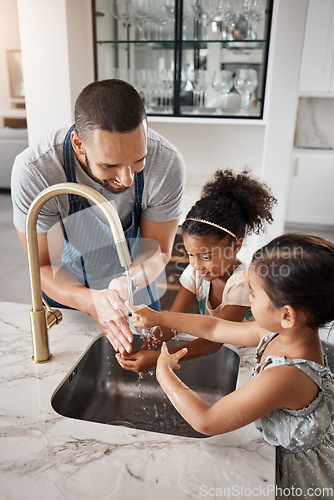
[{"x1": 182, "y1": 169, "x2": 277, "y2": 242}]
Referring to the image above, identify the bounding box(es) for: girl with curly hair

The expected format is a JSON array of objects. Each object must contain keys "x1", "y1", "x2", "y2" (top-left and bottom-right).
[{"x1": 117, "y1": 169, "x2": 276, "y2": 373}]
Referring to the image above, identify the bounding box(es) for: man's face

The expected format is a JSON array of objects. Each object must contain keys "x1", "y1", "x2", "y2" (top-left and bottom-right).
[{"x1": 77, "y1": 122, "x2": 148, "y2": 194}]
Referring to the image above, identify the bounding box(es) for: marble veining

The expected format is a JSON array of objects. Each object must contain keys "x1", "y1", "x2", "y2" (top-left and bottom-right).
[
  {"x1": 295, "y1": 97, "x2": 334, "y2": 149},
  {"x1": 0, "y1": 302, "x2": 274, "y2": 499}
]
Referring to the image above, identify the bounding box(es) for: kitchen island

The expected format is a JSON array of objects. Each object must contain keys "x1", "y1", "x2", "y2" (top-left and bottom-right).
[{"x1": 0, "y1": 302, "x2": 275, "y2": 499}]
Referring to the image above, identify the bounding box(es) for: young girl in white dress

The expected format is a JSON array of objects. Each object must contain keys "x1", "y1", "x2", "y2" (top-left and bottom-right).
[
  {"x1": 128, "y1": 234, "x2": 334, "y2": 499},
  {"x1": 117, "y1": 169, "x2": 276, "y2": 374}
]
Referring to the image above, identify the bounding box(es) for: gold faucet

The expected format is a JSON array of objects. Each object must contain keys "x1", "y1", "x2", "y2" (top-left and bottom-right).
[{"x1": 26, "y1": 183, "x2": 132, "y2": 363}]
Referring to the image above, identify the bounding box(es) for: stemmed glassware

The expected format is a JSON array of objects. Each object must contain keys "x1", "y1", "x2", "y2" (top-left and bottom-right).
[
  {"x1": 182, "y1": 2, "x2": 195, "y2": 40},
  {"x1": 180, "y1": 64, "x2": 194, "y2": 106},
  {"x1": 131, "y1": 0, "x2": 151, "y2": 39},
  {"x1": 110, "y1": 0, "x2": 134, "y2": 40},
  {"x1": 234, "y1": 68, "x2": 258, "y2": 111},
  {"x1": 240, "y1": 0, "x2": 266, "y2": 39},
  {"x1": 212, "y1": 70, "x2": 233, "y2": 113},
  {"x1": 135, "y1": 69, "x2": 149, "y2": 112},
  {"x1": 164, "y1": 0, "x2": 176, "y2": 40},
  {"x1": 189, "y1": 69, "x2": 210, "y2": 112},
  {"x1": 121, "y1": 0, "x2": 266, "y2": 41},
  {"x1": 159, "y1": 69, "x2": 174, "y2": 113},
  {"x1": 189, "y1": 0, "x2": 206, "y2": 39},
  {"x1": 220, "y1": 0, "x2": 239, "y2": 40},
  {"x1": 201, "y1": 0, "x2": 224, "y2": 40},
  {"x1": 152, "y1": 0, "x2": 169, "y2": 41}
]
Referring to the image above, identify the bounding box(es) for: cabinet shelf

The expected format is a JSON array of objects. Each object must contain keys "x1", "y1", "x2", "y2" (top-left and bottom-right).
[
  {"x1": 96, "y1": 39, "x2": 267, "y2": 48},
  {"x1": 93, "y1": 0, "x2": 273, "y2": 119}
]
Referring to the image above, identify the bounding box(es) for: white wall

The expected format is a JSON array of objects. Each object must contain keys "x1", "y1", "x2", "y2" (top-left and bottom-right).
[
  {"x1": 148, "y1": 122, "x2": 265, "y2": 180},
  {"x1": 0, "y1": 0, "x2": 21, "y2": 111},
  {"x1": 260, "y1": 0, "x2": 308, "y2": 246},
  {"x1": 16, "y1": 0, "x2": 94, "y2": 144}
]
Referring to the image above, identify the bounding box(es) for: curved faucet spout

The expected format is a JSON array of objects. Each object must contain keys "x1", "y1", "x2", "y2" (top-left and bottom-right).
[{"x1": 26, "y1": 183, "x2": 132, "y2": 363}]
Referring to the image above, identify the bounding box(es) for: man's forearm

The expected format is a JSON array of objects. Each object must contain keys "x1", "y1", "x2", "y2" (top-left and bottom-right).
[
  {"x1": 126, "y1": 246, "x2": 169, "y2": 291},
  {"x1": 40, "y1": 265, "x2": 93, "y2": 314}
]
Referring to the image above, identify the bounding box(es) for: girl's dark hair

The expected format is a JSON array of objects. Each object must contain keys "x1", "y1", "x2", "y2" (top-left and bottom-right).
[
  {"x1": 182, "y1": 169, "x2": 276, "y2": 242},
  {"x1": 74, "y1": 79, "x2": 147, "y2": 142},
  {"x1": 252, "y1": 233, "x2": 334, "y2": 328}
]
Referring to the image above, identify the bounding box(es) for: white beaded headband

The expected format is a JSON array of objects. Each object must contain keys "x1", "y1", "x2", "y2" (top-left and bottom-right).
[{"x1": 185, "y1": 218, "x2": 237, "y2": 240}]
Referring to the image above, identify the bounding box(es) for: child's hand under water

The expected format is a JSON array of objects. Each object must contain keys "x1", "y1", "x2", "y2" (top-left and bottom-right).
[
  {"x1": 126, "y1": 302, "x2": 160, "y2": 329},
  {"x1": 115, "y1": 349, "x2": 160, "y2": 376}
]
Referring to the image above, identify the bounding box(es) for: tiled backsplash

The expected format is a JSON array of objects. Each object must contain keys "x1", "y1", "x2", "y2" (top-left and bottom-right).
[{"x1": 295, "y1": 97, "x2": 334, "y2": 149}]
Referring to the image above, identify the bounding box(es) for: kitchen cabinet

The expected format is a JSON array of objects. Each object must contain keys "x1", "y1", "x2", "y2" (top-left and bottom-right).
[
  {"x1": 286, "y1": 149, "x2": 334, "y2": 226},
  {"x1": 299, "y1": 0, "x2": 334, "y2": 95},
  {"x1": 289, "y1": 0, "x2": 334, "y2": 229},
  {"x1": 92, "y1": 0, "x2": 273, "y2": 118}
]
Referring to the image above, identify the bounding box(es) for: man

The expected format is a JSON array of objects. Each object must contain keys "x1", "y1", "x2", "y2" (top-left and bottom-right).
[{"x1": 11, "y1": 79, "x2": 185, "y2": 354}]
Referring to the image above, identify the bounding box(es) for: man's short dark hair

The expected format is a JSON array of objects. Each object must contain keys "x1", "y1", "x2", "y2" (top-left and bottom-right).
[{"x1": 74, "y1": 79, "x2": 147, "y2": 142}]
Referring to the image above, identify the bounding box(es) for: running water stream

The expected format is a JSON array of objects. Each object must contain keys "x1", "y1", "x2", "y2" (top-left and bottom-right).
[
  {"x1": 124, "y1": 266, "x2": 181, "y2": 384},
  {"x1": 124, "y1": 266, "x2": 165, "y2": 347}
]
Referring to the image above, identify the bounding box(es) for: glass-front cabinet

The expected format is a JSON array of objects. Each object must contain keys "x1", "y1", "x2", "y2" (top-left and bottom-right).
[{"x1": 92, "y1": 0, "x2": 273, "y2": 119}]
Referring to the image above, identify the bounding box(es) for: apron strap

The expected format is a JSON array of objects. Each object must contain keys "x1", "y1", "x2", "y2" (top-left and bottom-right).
[
  {"x1": 134, "y1": 170, "x2": 144, "y2": 205},
  {"x1": 63, "y1": 125, "x2": 78, "y2": 212}
]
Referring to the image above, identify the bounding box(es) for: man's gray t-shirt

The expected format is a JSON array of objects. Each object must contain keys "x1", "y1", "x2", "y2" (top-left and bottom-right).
[{"x1": 11, "y1": 127, "x2": 185, "y2": 234}]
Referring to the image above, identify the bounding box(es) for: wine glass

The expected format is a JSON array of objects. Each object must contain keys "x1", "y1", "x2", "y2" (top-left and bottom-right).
[
  {"x1": 240, "y1": 0, "x2": 266, "y2": 39},
  {"x1": 182, "y1": 1, "x2": 195, "y2": 40},
  {"x1": 135, "y1": 69, "x2": 149, "y2": 111},
  {"x1": 189, "y1": 0, "x2": 206, "y2": 39},
  {"x1": 159, "y1": 68, "x2": 174, "y2": 113},
  {"x1": 201, "y1": 0, "x2": 222, "y2": 40},
  {"x1": 110, "y1": 0, "x2": 134, "y2": 40},
  {"x1": 212, "y1": 70, "x2": 233, "y2": 112},
  {"x1": 180, "y1": 64, "x2": 194, "y2": 107},
  {"x1": 131, "y1": 0, "x2": 150, "y2": 39},
  {"x1": 189, "y1": 69, "x2": 210, "y2": 112},
  {"x1": 220, "y1": 0, "x2": 240, "y2": 40},
  {"x1": 234, "y1": 68, "x2": 258, "y2": 111},
  {"x1": 164, "y1": 0, "x2": 175, "y2": 40},
  {"x1": 152, "y1": 0, "x2": 169, "y2": 40}
]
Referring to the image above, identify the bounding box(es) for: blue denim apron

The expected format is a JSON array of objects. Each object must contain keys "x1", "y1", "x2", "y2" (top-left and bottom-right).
[{"x1": 42, "y1": 125, "x2": 160, "y2": 311}]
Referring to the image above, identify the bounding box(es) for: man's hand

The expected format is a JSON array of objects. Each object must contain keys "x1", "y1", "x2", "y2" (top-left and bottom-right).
[
  {"x1": 108, "y1": 275, "x2": 130, "y2": 303},
  {"x1": 90, "y1": 289, "x2": 134, "y2": 354}
]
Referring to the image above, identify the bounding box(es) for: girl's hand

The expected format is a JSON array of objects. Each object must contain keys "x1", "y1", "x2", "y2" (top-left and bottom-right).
[
  {"x1": 126, "y1": 302, "x2": 160, "y2": 329},
  {"x1": 156, "y1": 342, "x2": 188, "y2": 380},
  {"x1": 115, "y1": 349, "x2": 160, "y2": 375}
]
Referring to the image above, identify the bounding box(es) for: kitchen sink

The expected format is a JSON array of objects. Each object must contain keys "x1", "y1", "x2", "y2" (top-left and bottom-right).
[{"x1": 51, "y1": 334, "x2": 240, "y2": 438}]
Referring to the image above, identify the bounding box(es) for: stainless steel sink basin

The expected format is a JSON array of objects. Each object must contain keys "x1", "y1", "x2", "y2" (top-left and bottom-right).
[{"x1": 52, "y1": 334, "x2": 240, "y2": 438}]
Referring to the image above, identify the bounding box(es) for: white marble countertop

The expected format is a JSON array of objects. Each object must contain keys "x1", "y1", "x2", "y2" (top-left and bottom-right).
[{"x1": 0, "y1": 302, "x2": 275, "y2": 500}]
